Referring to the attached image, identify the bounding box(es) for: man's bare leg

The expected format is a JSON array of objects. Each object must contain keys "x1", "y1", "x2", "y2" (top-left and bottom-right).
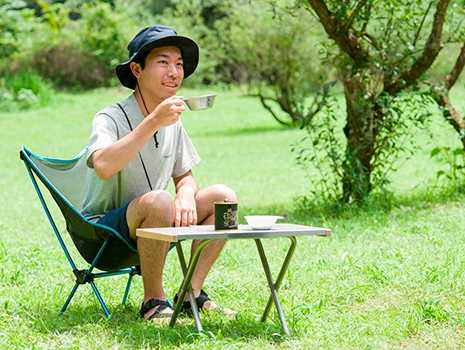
[
  {"x1": 127, "y1": 189, "x2": 180, "y2": 323},
  {"x1": 175, "y1": 184, "x2": 237, "y2": 315}
]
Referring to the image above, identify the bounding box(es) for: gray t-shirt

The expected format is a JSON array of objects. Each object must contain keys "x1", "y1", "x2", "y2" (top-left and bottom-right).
[{"x1": 81, "y1": 94, "x2": 200, "y2": 222}]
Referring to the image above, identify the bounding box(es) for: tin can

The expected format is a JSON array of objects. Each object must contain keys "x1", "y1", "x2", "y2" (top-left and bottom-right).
[{"x1": 214, "y1": 199, "x2": 238, "y2": 231}]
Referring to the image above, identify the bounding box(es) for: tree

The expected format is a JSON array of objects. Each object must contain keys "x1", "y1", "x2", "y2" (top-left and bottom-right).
[{"x1": 292, "y1": 0, "x2": 465, "y2": 201}]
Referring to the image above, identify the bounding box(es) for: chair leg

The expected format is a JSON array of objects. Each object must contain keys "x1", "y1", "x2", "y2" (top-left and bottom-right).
[
  {"x1": 59, "y1": 280, "x2": 112, "y2": 319},
  {"x1": 89, "y1": 280, "x2": 111, "y2": 319},
  {"x1": 122, "y1": 274, "x2": 133, "y2": 305},
  {"x1": 59, "y1": 282, "x2": 79, "y2": 316}
]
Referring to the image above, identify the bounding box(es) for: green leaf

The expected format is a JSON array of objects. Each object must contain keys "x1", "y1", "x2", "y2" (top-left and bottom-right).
[
  {"x1": 453, "y1": 148, "x2": 463, "y2": 157},
  {"x1": 430, "y1": 147, "x2": 441, "y2": 158},
  {"x1": 436, "y1": 170, "x2": 445, "y2": 178}
]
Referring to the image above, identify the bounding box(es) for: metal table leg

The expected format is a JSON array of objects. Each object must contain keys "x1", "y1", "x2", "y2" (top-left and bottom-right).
[
  {"x1": 169, "y1": 239, "x2": 214, "y2": 331},
  {"x1": 254, "y1": 236, "x2": 297, "y2": 336}
]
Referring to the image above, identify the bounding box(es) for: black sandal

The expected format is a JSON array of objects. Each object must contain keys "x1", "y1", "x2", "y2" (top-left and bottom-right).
[
  {"x1": 173, "y1": 289, "x2": 223, "y2": 317},
  {"x1": 140, "y1": 299, "x2": 173, "y2": 320}
]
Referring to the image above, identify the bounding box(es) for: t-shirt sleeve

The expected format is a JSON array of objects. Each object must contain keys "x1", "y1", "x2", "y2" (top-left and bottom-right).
[
  {"x1": 86, "y1": 112, "x2": 119, "y2": 168},
  {"x1": 172, "y1": 123, "x2": 201, "y2": 179}
]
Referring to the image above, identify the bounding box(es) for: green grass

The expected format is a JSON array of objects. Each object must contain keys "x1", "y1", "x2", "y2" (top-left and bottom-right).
[{"x1": 1, "y1": 86, "x2": 465, "y2": 349}]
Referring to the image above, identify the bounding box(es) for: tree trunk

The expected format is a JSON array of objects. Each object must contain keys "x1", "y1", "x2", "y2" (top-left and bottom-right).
[{"x1": 341, "y1": 72, "x2": 375, "y2": 201}]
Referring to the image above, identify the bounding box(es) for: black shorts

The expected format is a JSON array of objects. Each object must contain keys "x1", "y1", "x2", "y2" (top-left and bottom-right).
[{"x1": 97, "y1": 201, "x2": 132, "y2": 241}]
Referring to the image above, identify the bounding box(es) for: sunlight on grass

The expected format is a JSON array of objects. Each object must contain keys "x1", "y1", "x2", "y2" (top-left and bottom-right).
[{"x1": 1, "y1": 87, "x2": 465, "y2": 349}]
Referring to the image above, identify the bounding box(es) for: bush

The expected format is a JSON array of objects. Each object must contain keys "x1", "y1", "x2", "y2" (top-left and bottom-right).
[
  {"x1": 0, "y1": 0, "x2": 39, "y2": 68},
  {"x1": 24, "y1": 1, "x2": 128, "y2": 89},
  {"x1": 0, "y1": 69, "x2": 55, "y2": 111},
  {"x1": 31, "y1": 42, "x2": 111, "y2": 90},
  {"x1": 8, "y1": 0, "x2": 153, "y2": 90},
  {"x1": 3, "y1": 0, "x2": 238, "y2": 91}
]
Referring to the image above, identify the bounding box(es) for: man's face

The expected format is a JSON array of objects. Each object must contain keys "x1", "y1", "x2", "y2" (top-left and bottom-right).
[{"x1": 137, "y1": 46, "x2": 184, "y2": 103}]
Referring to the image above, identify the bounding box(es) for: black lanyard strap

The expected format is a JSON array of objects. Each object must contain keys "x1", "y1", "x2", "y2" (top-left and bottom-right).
[{"x1": 116, "y1": 103, "x2": 153, "y2": 191}]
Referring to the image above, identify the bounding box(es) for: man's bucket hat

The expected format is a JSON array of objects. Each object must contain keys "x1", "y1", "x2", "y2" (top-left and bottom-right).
[{"x1": 116, "y1": 25, "x2": 199, "y2": 89}]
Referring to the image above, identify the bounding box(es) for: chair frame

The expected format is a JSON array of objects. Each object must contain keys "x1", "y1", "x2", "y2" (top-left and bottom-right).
[{"x1": 20, "y1": 146, "x2": 140, "y2": 319}]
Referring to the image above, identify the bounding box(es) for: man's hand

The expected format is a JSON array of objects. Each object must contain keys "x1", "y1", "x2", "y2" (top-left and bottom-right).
[
  {"x1": 148, "y1": 95, "x2": 185, "y2": 129},
  {"x1": 173, "y1": 170, "x2": 199, "y2": 227},
  {"x1": 174, "y1": 186, "x2": 197, "y2": 227}
]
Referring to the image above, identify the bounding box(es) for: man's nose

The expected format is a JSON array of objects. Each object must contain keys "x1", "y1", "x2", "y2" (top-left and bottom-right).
[{"x1": 167, "y1": 63, "x2": 179, "y2": 77}]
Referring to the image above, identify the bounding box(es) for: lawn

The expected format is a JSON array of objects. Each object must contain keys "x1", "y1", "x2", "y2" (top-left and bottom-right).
[{"x1": 1, "y1": 86, "x2": 465, "y2": 349}]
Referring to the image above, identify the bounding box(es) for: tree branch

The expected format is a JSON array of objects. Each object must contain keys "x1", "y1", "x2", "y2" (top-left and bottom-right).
[
  {"x1": 385, "y1": 0, "x2": 450, "y2": 95},
  {"x1": 445, "y1": 42, "x2": 465, "y2": 90},
  {"x1": 256, "y1": 94, "x2": 289, "y2": 125},
  {"x1": 344, "y1": 0, "x2": 370, "y2": 31},
  {"x1": 431, "y1": 42, "x2": 465, "y2": 149},
  {"x1": 306, "y1": 0, "x2": 369, "y2": 67},
  {"x1": 412, "y1": 0, "x2": 435, "y2": 47}
]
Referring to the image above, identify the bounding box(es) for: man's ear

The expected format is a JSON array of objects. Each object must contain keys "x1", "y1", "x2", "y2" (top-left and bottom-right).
[{"x1": 130, "y1": 61, "x2": 142, "y2": 79}]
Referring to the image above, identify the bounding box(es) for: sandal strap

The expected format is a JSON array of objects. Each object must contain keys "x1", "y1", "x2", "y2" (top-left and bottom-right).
[
  {"x1": 147, "y1": 306, "x2": 173, "y2": 320},
  {"x1": 140, "y1": 299, "x2": 170, "y2": 317},
  {"x1": 195, "y1": 289, "x2": 210, "y2": 309},
  {"x1": 173, "y1": 289, "x2": 210, "y2": 316}
]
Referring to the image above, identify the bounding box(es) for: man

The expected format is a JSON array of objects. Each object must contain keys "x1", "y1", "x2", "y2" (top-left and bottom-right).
[{"x1": 82, "y1": 25, "x2": 237, "y2": 323}]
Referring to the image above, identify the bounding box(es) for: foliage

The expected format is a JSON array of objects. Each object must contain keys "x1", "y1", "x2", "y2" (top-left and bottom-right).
[
  {"x1": 2, "y1": 0, "x2": 334, "y2": 119},
  {"x1": 25, "y1": 0, "x2": 133, "y2": 89},
  {"x1": 430, "y1": 145, "x2": 465, "y2": 190},
  {"x1": 211, "y1": 1, "x2": 334, "y2": 125},
  {"x1": 1, "y1": 0, "x2": 154, "y2": 90},
  {"x1": 0, "y1": 0, "x2": 40, "y2": 69},
  {"x1": 293, "y1": 84, "x2": 435, "y2": 208},
  {"x1": 0, "y1": 69, "x2": 55, "y2": 111},
  {"x1": 293, "y1": 90, "x2": 344, "y2": 204},
  {"x1": 1, "y1": 0, "x2": 239, "y2": 91}
]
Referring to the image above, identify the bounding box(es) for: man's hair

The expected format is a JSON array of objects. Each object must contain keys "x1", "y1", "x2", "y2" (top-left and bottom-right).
[{"x1": 133, "y1": 50, "x2": 150, "y2": 70}]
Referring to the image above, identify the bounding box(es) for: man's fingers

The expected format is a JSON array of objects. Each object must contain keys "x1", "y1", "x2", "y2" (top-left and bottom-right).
[
  {"x1": 191, "y1": 210, "x2": 197, "y2": 226},
  {"x1": 174, "y1": 209, "x2": 181, "y2": 227},
  {"x1": 175, "y1": 207, "x2": 194, "y2": 227}
]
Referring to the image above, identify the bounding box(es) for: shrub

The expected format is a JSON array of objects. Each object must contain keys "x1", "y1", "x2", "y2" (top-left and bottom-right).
[
  {"x1": 0, "y1": 0, "x2": 41, "y2": 71},
  {"x1": 24, "y1": 0, "x2": 127, "y2": 89},
  {"x1": 0, "y1": 69, "x2": 55, "y2": 112},
  {"x1": 31, "y1": 42, "x2": 111, "y2": 90}
]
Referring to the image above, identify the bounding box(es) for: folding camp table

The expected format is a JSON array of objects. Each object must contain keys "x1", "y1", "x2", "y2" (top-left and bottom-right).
[{"x1": 136, "y1": 223, "x2": 331, "y2": 335}]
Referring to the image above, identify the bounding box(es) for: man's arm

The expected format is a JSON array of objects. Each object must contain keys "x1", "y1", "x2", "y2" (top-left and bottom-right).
[
  {"x1": 173, "y1": 170, "x2": 199, "y2": 227},
  {"x1": 92, "y1": 96, "x2": 184, "y2": 180}
]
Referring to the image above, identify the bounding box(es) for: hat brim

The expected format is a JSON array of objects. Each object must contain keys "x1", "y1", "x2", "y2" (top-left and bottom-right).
[{"x1": 115, "y1": 35, "x2": 199, "y2": 90}]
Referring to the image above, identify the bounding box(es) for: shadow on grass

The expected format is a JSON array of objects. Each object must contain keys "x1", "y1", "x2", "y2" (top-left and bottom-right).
[
  {"x1": 27, "y1": 303, "x2": 288, "y2": 347},
  {"x1": 240, "y1": 185, "x2": 465, "y2": 230}
]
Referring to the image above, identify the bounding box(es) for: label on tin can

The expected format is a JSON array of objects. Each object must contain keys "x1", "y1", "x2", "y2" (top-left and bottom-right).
[{"x1": 214, "y1": 200, "x2": 238, "y2": 231}]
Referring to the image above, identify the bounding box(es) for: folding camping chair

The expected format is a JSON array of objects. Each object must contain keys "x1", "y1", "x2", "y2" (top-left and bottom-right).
[{"x1": 20, "y1": 146, "x2": 140, "y2": 318}]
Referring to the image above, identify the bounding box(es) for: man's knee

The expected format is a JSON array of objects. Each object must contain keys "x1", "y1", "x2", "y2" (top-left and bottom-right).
[
  {"x1": 145, "y1": 189, "x2": 174, "y2": 207},
  {"x1": 132, "y1": 190, "x2": 175, "y2": 226},
  {"x1": 210, "y1": 184, "x2": 237, "y2": 202},
  {"x1": 147, "y1": 190, "x2": 174, "y2": 217}
]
